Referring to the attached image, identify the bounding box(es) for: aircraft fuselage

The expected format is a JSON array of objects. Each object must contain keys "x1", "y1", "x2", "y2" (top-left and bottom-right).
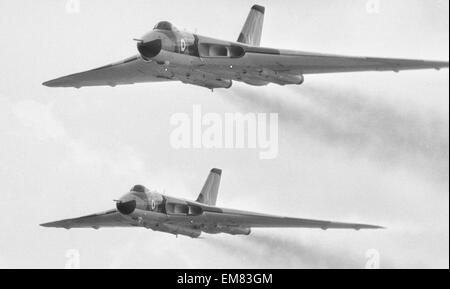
[
  {"x1": 135, "y1": 26, "x2": 304, "y2": 88},
  {"x1": 115, "y1": 185, "x2": 251, "y2": 238}
]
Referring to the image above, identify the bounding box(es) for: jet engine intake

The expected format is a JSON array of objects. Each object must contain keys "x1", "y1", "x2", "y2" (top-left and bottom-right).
[
  {"x1": 198, "y1": 43, "x2": 246, "y2": 58},
  {"x1": 116, "y1": 200, "x2": 136, "y2": 215}
]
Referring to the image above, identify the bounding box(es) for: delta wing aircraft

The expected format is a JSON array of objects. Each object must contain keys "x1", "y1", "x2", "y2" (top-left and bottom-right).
[
  {"x1": 43, "y1": 5, "x2": 448, "y2": 90},
  {"x1": 41, "y1": 169, "x2": 383, "y2": 238}
]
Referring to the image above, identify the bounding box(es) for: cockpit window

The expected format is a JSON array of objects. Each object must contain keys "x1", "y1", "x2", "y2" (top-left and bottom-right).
[
  {"x1": 153, "y1": 21, "x2": 175, "y2": 31},
  {"x1": 131, "y1": 185, "x2": 147, "y2": 193}
]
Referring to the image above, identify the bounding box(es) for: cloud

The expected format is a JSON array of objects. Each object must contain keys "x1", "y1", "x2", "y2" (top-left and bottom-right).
[
  {"x1": 0, "y1": 256, "x2": 7, "y2": 269},
  {"x1": 220, "y1": 85, "x2": 449, "y2": 183},
  {"x1": 108, "y1": 235, "x2": 140, "y2": 269},
  {"x1": 12, "y1": 100, "x2": 67, "y2": 141},
  {"x1": 203, "y1": 232, "x2": 370, "y2": 269},
  {"x1": 11, "y1": 99, "x2": 149, "y2": 180}
]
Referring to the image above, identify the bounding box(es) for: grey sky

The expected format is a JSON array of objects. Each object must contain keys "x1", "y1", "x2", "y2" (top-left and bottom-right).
[{"x1": 0, "y1": 0, "x2": 448, "y2": 268}]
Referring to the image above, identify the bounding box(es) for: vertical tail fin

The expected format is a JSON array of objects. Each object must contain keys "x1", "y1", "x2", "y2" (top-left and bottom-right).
[
  {"x1": 196, "y1": 169, "x2": 222, "y2": 206},
  {"x1": 237, "y1": 5, "x2": 265, "y2": 47}
]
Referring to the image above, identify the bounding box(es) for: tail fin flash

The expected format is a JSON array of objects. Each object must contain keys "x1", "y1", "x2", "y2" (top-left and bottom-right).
[
  {"x1": 196, "y1": 169, "x2": 222, "y2": 206},
  {"x1": 237, "y1": 5, "x2": 265, "y2": 46}
]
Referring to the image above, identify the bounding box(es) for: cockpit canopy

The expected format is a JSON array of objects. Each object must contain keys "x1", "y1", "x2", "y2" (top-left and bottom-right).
[
  {"x1": 153, "y1": 21, "x2": 177, "y2": 31},
  {"x1": 131, "y1": 185, "x2": 148, "y2": 193}
]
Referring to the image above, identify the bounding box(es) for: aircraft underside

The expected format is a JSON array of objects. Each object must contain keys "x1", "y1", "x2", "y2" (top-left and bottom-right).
[{"x1": 125, "y1": 212, "x2": 252, "y2": 239}]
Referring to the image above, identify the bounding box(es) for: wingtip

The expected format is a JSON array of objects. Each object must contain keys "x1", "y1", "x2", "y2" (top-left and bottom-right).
[
  {"x1": 40, "y1": 221, "x2": 67, "y2": 228},
  {"x1": 440, "y1": 61, "x2": 449, "y2": 69},
  {"x1": 42, "y1": 80, "x2": 53, "y2": 87},
  {"x1": 252, "y1": 4, "x2": 265, "y2": 14},
  {"x1": 362, "y1": 224, "x2": 386, "y2": 230},
  {"x1": 42, "y1": 76, "x2": 79, "y2": 88},
  {"x1": 42, "y1": 79, "x2": 61, "y2": 88}
]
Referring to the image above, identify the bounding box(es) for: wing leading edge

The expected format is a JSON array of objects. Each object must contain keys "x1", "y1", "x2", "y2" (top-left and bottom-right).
[
  {"x1": 42, "y1": 55, "x2": 174, "y2": 88},
  {"x1": 40, "y1": 209, "x2": 132, "y2": 229},
  {"x1": 206, "y1": 209, "x2": 383, "y2": 231}
]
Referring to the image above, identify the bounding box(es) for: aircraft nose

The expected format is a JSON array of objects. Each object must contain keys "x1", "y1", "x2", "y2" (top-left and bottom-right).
[
  {"x1": 137, "y1": 39, "x2": 162, "y2": 60},
  {"x1": 116, "y1": 199, "x2": 136, "y2": 215}
]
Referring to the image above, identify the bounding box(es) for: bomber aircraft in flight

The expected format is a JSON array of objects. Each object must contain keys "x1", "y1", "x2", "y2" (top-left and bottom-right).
[
  {"x1": 41, "y1": 169, "x2": 383, "y2": 238},
  {"x1": 43, "y1": 5, "x2": 448, "y2": 90}
]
